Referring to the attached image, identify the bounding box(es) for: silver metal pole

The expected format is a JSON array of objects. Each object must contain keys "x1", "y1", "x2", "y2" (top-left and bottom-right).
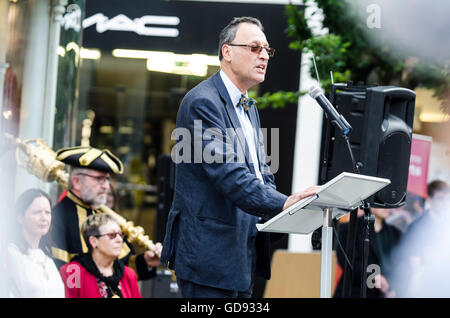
[
  {"x1": 320, "y1": 207, "x2": 333, "y2": 298},
  {"x1": 15, "y1": 0, "x2": 51, "y2": 197},
  {"x1": 41, "y1": 0, "x2": 68, "y2": 149}
]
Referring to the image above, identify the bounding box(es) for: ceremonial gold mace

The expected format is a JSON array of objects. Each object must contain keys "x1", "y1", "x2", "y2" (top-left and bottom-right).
[{"x1": 5, "y1": 134, "x2": 160, "y2": 257}]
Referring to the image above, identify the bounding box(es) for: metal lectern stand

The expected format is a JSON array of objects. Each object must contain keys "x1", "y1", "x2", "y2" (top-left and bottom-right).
[
  {"x1": 320, "y1": 207, "x2": 333, "y2": 298},
  {"x1": 256, "y1": 172, "x2": 391, "y2": 298}
]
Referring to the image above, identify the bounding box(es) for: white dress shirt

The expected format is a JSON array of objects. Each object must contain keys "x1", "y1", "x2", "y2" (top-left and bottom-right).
[{"x1": 220, "y1": 70, "x2": 264, "y2": 183}]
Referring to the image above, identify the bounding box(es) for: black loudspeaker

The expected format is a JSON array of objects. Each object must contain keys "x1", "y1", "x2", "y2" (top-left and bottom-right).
[
  {"x1": 319, "y1": 83, "x2": 416, "y2": 208},
  {"x1": 155, "y1": 154, "x2": 176, "y2": 243}
]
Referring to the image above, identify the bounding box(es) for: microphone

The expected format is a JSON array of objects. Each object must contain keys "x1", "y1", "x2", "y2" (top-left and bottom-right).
[{"x1": 309, "y1": 86, "x2": 352, "y2": 136}]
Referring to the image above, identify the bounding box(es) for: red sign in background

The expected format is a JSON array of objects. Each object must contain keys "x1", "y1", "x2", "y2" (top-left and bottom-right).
[{"x1": 407, "y1": 134, "x2": 433, "y2": 198}]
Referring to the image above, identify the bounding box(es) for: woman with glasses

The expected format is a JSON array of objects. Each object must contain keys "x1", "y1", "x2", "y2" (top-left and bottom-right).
[
  {"x1": 60, "y1": 213, "x2": 141, "y2": 298},
  {"x1": 6, "y1": 189, "x2": 64, "y2": 297}
]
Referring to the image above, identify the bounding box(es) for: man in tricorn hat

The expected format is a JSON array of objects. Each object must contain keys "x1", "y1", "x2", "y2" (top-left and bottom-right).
[{"x1": 50, "y1": 146, "x2": 162, "y2": 281}]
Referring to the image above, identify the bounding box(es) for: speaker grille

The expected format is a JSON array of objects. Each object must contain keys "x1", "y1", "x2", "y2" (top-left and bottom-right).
[{"x1": 375, "y1": 131, "x2": 411, "y2": 206}]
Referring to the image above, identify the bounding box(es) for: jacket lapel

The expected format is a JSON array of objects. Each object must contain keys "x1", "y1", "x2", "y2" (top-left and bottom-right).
[
  {"x1": 212, "y1": 72, "x2": 252, "y2": 170},
  {"x1": 247, "y1": 106, "x2": 259, "y2": 130}
]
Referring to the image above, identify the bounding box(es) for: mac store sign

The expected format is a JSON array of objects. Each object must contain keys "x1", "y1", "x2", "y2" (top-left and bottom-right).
[{"x1": 82, "y1": 0, "x2": 301, "y2": 93}]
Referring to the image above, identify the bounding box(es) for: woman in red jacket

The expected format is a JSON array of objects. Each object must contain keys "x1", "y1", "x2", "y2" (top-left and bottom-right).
[{"x1": 59, "y1": 213, "x2": 141, "y2": 298}]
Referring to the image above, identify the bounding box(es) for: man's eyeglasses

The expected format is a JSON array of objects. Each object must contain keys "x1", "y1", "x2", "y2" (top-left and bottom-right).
[
  {"x1": 77, "y1": 173, "x2": 111, "y2": 184},
  {"x1": 95, "y1": 232, "x2": 125, "y2": 240},
  {"x1": 228, "y1": 43, "x2": 275, "y2": 58}
]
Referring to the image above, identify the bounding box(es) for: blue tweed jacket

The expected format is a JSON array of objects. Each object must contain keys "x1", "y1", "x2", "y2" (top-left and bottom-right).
[{"x1": 161, "y1": 72, "x2": 287, "y2": 291}]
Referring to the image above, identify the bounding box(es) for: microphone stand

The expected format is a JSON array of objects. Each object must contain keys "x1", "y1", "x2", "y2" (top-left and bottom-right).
[
  {"x1": 342, "y1": 134, "x2": 373, "y2": 298},
  {"x1": 317, "y1": 85, "x2": 373, "y2": 298}
]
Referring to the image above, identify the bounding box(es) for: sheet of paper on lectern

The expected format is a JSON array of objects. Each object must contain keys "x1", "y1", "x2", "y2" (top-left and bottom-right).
[{"x1": 256, "y1": 172, "x2": 391, "y2": 235}]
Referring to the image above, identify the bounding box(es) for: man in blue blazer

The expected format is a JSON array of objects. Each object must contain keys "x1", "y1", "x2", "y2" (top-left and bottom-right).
[{"x1": 161, "y1": 16, "x2": 318, "y2": 297}]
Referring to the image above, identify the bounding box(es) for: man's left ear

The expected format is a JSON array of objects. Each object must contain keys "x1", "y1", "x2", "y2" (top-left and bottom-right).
[
  {"x1": 222, "y1": 44, "x2": 232, "y2": 62},
  {"x1": 72, "y1": 174, "x2": 84, "y2": 192}
]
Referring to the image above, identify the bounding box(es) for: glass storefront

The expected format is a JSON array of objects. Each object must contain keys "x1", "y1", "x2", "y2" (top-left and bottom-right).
[
  {"x1": 0, "y1": 0, "x2": 85, "y2": 295},
  {"x1": 1, "y1": 0, "x2": 71, "y2": 231},
  {"x1": 1, "y1": 1, "x2": 31, "y2": 189},
  {"x1": 73, "y1": 0, "x2": 299, "y2": 252},
  {"x1": 76, "y1": 50, "x2": 222, "y2": 241}
]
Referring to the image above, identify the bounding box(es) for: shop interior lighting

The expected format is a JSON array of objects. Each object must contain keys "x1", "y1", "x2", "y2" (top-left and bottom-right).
[
  {"x1": 57, "y1": 44, "x2": 100, "y2": 60},
  {"x1": 57, "y1": 46, "x2": 66, "y2": 57},
  {"x1": 118, "y1": 146, "x2": 131, "y2": 154},
  {"x1": 112, "y1": 49, "x2": 155, "y2": 59},
  {"x1": 118, "y1": 126, "x2": 134, "y2": 134},
  {"x1": 66, "y1": 42, "x2": 80, "y2": 56},
  {"x1": 80, "y1": 48, "x2": 101, "y2": 60},
  {"x1": 99, "y1": 126, "x2": 114, "y2": 134},
  {"x1": 112, "y1": 49, "x2": 220, "y2": 76}
]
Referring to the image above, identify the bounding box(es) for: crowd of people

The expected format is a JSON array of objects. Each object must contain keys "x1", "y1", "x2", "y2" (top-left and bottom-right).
[
  {"x1": 333, "y1": 179, "x2": 450, "y2": 298},
  {"x1": 2, "y1": 174, "x2": 447, "y2": 298},
  {"x1": 1, "y1": 145, "x2": 162, "y2": 298}
]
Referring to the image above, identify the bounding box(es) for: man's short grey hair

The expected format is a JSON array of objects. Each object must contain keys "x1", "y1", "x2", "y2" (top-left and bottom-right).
[
  {"x1": 68, "y1": 167, "x2": 90, "y2": 190},
  {"x1": 218, "y1": 16, "x2": 264, "y2": 61}
]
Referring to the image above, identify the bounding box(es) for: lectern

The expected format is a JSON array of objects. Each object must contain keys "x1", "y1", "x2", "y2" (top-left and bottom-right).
[{"x1": 257, "y1": 172, "x2": 391, "y2": 298}]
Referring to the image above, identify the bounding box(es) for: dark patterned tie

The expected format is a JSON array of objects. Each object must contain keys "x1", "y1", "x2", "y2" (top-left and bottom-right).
[{"x1": 237, "y1": 94, "x2": 256, "y2": 111}]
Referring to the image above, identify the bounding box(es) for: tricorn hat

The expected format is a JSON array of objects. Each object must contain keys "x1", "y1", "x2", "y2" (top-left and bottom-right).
[{"x1": 55, "y1": 146, "x2": 124, "y2": 174}]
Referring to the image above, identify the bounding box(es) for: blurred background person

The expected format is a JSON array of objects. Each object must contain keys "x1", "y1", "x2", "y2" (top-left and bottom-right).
[
  {"x1": 6, "y1": 189, "x2": 64, "y2": 298},
  {"x1": 60, "y1": 213, "x2": 141, "y2": 298},
  {"x1": 334, "y1": 207, "x2": 402, "y2": 298},
  {"x1": 391, "y1": 180, "x2": 450, "y2": 297},
  {"x1": 402, "y1": 180, "x2": 450, "y2": 243},
  {"x1": 106, "y1": 182, "x2": 119, "y2": 211}
]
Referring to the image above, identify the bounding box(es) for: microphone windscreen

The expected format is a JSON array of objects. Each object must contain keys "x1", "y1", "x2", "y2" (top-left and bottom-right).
[{"x1": 309, "y1": 86, "x2": 323, "y2": 99}]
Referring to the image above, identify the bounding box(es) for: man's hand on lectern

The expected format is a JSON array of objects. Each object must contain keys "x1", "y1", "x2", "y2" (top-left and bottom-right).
[{"x1": 283, "y1": 186, "x2": 320, "y2": 211}]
